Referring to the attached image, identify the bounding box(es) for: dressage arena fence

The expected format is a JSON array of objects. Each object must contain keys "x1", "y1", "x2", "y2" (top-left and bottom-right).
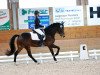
[{"x1": 0, "y1": 49, "x2": 100, "y2": 63}]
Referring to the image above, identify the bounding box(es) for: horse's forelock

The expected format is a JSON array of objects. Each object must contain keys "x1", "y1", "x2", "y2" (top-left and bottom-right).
[{"x1": 53, "y1": 23, "x2": 60, "y2": 27}]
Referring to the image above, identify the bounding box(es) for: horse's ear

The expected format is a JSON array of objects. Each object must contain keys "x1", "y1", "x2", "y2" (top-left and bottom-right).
[{"x1": 61, "y1": 21, "x2": 64, "y2": 25}]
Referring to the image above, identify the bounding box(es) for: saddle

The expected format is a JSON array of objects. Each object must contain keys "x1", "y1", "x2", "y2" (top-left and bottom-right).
[{"x1": 30, "y1": 31, "x2": 45, "y2": 41}]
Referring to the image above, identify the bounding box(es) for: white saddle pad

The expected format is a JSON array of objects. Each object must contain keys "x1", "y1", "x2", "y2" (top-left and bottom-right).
[{"x1": 30, "y1": 32, "x2": 45, "y2": 40}]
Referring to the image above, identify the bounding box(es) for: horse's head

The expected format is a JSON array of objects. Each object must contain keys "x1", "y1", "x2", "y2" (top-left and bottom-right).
[
  {"x1": 54, "y1": 22, "x2": 65, "y2": 38},
  {"x1": 45, "y1": 22, "x2": 65, "y2": 38}
]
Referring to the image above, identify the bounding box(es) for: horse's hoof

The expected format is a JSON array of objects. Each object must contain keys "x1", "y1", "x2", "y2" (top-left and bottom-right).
[
  {"x1": 34, "y1": 61, "x2": 40, "y2": 64},
  {"x1": 55, "y1": 61, "x2": 58, "y2": 63},
  {"x1": 36, "y1": 62, "x2": 40, "y2": 65},
  {"x1": 37, "y1": 62, "x2": 40, "y2": 64},
  {"x1": 14, "y1": 62, "x2": 18, "y2": 66}
]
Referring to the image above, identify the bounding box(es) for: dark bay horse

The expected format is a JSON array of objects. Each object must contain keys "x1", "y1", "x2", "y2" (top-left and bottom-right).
[{"x1": 6, "y1": 22, "x2": 65, "y2": 63}]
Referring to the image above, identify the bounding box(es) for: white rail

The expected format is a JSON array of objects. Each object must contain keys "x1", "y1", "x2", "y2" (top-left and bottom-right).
[
  {"x1": 0, "y1": 51, "x2": 79, "y2": 63},
  {"x1": 88, "y1": 49, "x2": 100, "y2": 60},
  {"x1": 0, "y1": 50, "x2": 100, "y2": 63}
]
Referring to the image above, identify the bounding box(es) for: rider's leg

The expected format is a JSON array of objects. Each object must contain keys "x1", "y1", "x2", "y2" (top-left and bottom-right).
[
  {"x1": 34, "y1": 29, "x2": 44, "y2": 35},
  {"x1": 34, "y1": 29, "x2": 45, "y2": 46},
  {"x1": 38, "y1": 34, "x2": 44, "y2": 46}
]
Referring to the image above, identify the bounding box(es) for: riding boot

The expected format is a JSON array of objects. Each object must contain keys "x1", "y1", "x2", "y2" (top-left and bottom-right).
[{"x1": 39, "y1": 35, "x2": 44, "y2": 46}]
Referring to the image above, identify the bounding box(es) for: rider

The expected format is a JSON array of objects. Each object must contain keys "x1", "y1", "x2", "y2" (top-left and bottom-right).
[{"x1": 32, "y1": 10, "x2": 45, "y2": 46}]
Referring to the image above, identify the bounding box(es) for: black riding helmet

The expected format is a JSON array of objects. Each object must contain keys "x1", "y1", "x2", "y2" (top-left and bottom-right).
[{"x1": 34, "y1": 10, "x2": 39, "y2": 15}]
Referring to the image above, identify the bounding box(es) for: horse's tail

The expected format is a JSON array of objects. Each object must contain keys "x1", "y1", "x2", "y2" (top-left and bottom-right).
[{"x1": 6, "y1": 34, "x2": 19, "y2": 56}]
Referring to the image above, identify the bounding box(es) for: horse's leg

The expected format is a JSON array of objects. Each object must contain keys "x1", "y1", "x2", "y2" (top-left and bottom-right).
[
  {"x1": 52, "y1": 44, "x2": 60, "y2": 56},
  {"x1": 48, "y1": 46, "x2": 57, "y2": 61},
  {"x1": 25, "y1": 46, "x2": 37, "y2": 63},
  {"x1": 14, "y1": 47, "x2": 23, "y2": 62}
]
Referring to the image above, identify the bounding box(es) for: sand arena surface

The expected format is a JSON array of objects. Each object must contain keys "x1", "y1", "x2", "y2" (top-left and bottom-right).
[{"x1": 0, "y1": 60, "x2": 100, "y2": 75}]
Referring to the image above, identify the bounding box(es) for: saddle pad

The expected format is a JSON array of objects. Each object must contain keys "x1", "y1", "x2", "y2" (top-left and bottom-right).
[{"x1": 30, "y1": 32, "x2": 45, "y2": 40}]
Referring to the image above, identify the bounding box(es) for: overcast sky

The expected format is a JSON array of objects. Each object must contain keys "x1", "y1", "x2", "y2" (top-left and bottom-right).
[
  {"x1": 0, "y1": 0, "x2": 7, "y2": 9},
  {"x1": 19, "y1": 0, "x2": 76, "y2": 8},
  {"x1": 0, "y1": 0, "x2": 100, "y2": 9}
]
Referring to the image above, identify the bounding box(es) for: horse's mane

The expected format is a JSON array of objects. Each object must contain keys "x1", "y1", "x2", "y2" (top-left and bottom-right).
[
  {"x1": 45, "y1": 23, "x2": 60, "y2": 29},
  {"x1": 44, "y1": 23, "x2": 60, "y2": 34}
]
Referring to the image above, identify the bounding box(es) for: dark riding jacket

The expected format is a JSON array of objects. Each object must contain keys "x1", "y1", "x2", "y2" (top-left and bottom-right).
[{"x1": 34, "y1": 16, "x2": 40, "y2": 29}]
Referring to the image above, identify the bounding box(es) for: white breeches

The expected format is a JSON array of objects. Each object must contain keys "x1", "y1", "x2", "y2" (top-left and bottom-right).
[{"x1": 34, "y1": 29, "x2": 45, "y2": 35}]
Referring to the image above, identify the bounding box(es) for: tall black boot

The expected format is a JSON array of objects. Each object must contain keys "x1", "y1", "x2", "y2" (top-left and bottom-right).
[{"x1": 39, "y1": 35, "x2": 44, "y2": 46}]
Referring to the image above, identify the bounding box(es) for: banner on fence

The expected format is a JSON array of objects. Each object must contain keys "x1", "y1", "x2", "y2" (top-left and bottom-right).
[
  {"x1": 53, "y1": 6, "x2": 84, "y2": 27},
  {"x1": 87, "y1": 6, "x2": 100, "y2": 26},
  {"x1": 18, "y1": 8, "x2": 50, "y2": 29},
  {"x1": 0, "y1": 9, "x2": 10, "y2": 30}
]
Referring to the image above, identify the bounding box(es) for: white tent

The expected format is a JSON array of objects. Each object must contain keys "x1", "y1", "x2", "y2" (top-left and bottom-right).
[
  {"x1": 19, "y1": 0, "x2": 76, "y2": 8},
  {"x1": 0, "y1": 0, "x2": 7, "y2": 9},
  {"x1": 88, "y1": 0, "x2": 100, "y2": 5}
]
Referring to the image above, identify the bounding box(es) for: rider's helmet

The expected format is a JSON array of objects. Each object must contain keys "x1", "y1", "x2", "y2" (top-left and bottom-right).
[{"x1": 34, "y1": 10, "x2": 39, "y2": 15}]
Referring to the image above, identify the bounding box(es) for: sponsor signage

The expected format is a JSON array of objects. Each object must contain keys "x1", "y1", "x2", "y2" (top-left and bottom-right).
[
  {"x1": 87, "y1": 6, "x2": 100, "y2": 25},
  {"x1": 18, "y1": 8, "x2": 49, "y2": 29},
  {"x1": 53, "y1": 6, "x2": 84, "y2": 27},
  {"x1": 0, "y1": 9, "x2": 10, "y2": 30}
]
